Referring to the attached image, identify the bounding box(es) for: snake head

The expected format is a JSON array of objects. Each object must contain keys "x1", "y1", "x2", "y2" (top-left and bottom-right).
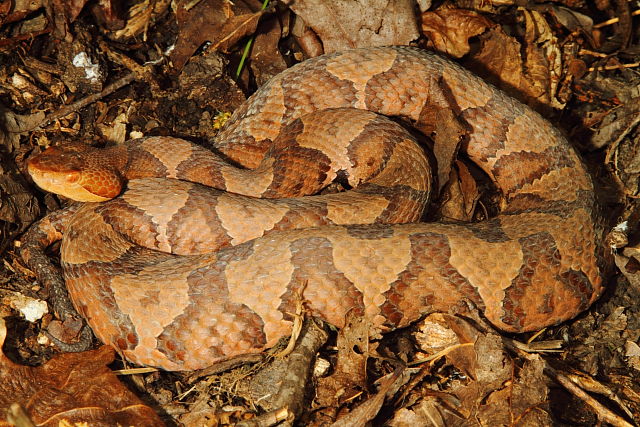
[{"x1": 27, "y1": 142, "x2": 123, "y2": 202}]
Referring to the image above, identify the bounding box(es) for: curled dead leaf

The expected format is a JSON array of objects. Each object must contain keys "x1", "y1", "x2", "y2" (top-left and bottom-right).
[
  {"x1": 0, "y1": 319, "x2": 164, "y2": 426},
  {"x1": 421, "y1": 8, "x2": 493, "y2": 58},
  {"x1": 290, "y1": 0, "x2": 419, "y2": 54},
  {"x1": 465, "y1": 25, "x2": 553, "y2": 110},
  {"x1": 169, "y1": 0, "x2": 266, "y2": 73},
  {"x1": 0, "y1": 105, "x2": 45, "y2": 151}
]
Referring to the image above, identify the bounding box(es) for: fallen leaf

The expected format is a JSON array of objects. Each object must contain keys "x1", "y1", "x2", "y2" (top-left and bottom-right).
[
  {"x1": 465, "y1": 24, "x2": 552, "y2": 110},
  {"x1": 477, "y1": 356, "x2": 550, "y2": 425},
  {"x1": 388, "y1": 400, "x2": 446, "y2": 427},
  {"x1": 50, "y1": 0, "x2": 89, "y2": 39},
  {"x1": 0, "y1": 104, "x2": 45, "y2": 151},
  {"x1": 439, "y1": 161, "x2": 479, "y2": 222},
  {"x1": 520, "y1": 8, "x2": 564, "y2": 109},
  {"x1": 2, "y1": 291, "x2": 48, "y2": 323},
  {"x1": 249, "y1": 14, "x2": 288, "y2": 86},
  {"x1": 316, "y1": 312, "x2": 375, "y2": 410},
  {"x1": 330, "y1": 369, "x2": 404, "y2": 427},
  {"x1": 549, "y1": 5, "x2": 593, "y2": 32},
  {"x1": 0, "y1": 0, "x2": 44, "y2": 25},
  {"x1": 420, "y1": 102, "x2": 466, "y2": 194},
  {"x1": 112, "y1": 0, "x2": 171, "y2": 40},
  {"x1": 0, "y1": 161, "x2": 40, "y2": 244},
  {"x1": 0, "y1": 319, "x2": 164, "y2": 426},
  {"x1": 89, "y1": 0, "x2": 126, "y2": 31},
  {"x1": 411, "y1": 314, "x2": 552, "y2": 424},
  {"x1": 289, "y1": 0, "x2": 419, "y2": 54},
  {"x1": 97, "y1": 111, "x2": 129, "y2": 144},
  {"x1": 0, "y1": 5, "x2": 50, "y2": 52},
  {"x1": 601, "y1": 97, "x2": 640, "y2": 195},
  {"x1": 624, "y1": 341, "x2": 640, "y2": 370},
  {"x1": 169, "y1": 0, "x2": 265, "y2": 73},
  {"x1": 421, "y1": 8, "x2": 494, "y2": 58}
]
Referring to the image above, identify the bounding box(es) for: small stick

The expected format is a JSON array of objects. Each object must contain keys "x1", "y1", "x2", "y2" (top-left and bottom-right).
[
  {"x1": 503, "y1": 338, "x2": 634, "y2": 427},
  {"x1": 552, "y1": 372, "x2": 633, "y2": 427},
  {"x1": 237, "y1": 318, "x2": 329, "y2": 427},
  {"x1": 28, "y1": 73, "x2": 136, "y2": 132},
  {"x1": 593, "y1": 9, "x2": 640, "y2": 29},
  {"x1": 578, "y1": 49, "x2": 608, "y2": 58},
  {"x1": 587, "y1": 62, "x2": 640, "y2": 72}
]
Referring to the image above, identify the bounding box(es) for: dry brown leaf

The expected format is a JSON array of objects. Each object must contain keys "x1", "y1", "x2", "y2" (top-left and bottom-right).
[
  {"x1": 289, "y1": 0, "x2": 418, "y2": 54},
  {"x1": 601, "y1": 97, "x2": 640, "y2": 195},
  {"x1": 477, "y1": 356, "x2": 550, "y2": 426},
  {"x1": 169, "y1": 0, "x2": 265, "y2": 73},
  {"x1": 412, "y1": 314, "x2": 551, "y2": 424},
  {"x1": 112, "y1": 0, "x2": 170, "y2": 40},
  {"x1": 249, "y1": 15, "x2": 288, "y2": 86},
  {"x1": 450, "y1": 8, "x2": 562, "y2": 111},
  {"x1": 210, "y1": 10, "x2": 266, "y2": 53},
  {"x1": 591, "y1": 97, "x2": 640, "y2": 151},
  {"x1": 50, "y1": 0, "x2": 89, "y2": 39},
  {"x1": 0, "y1": 155, "x2": 41, "y2": 251},
  {"x1": 439, "y1": 161, "x2": 479, "y2": 222},
  {"x1": 421, "y1": 8, "x2": 494, "y2": 58},
  {"x1": 617, "y1": 238, "x2": 640, "y2": 291},
  {"x1": 465, "y1": 25, "x2": 551, "y2": 110},
  {"x1": 0, "y1": 0, "x2": 50, "y2": 52},
  {"x1": 89, "y1": 0, "x2": 126, "y2": 31},
  {"x1": 0, "y1": 0, "x2": 45, "y2": 25},
  {"x1": 0, "y1": 104, "x2": 45, "y2": 151},
  {"x1": 520, "y1": 8, "x2": 564, "y2": 109},
  {"x1": 51, "y1": 0, "x2": 88, "y2": 24},
  {"x1": 96, "y1": 111, "x2": 129, "y2": 144},
  {"x1": 388, "y1": 400, "x2": 447, "y2": 427},
  {"x1": 330, "y1": 369, "x2": 404, "y2": 427},
  {"x1": 316, "y1": 312, "x2": 375, "y2": 410},
  {"x1": 0, "y1": 319, "x2": 164, "y2": 426},
  {"x1": 549, "y1": 5, "x2": 593, "y2": 32},
  {"x1": 415, "y1": 313, "x2": 479, "y2": 379},
  {"x1": 424, "y1": 104, "x2": 466, "y2": 194}
]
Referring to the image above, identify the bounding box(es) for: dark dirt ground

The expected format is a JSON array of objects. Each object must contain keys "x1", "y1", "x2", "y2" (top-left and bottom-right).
[{"x1": 1, "y1": 0, "x2": 640, "y2": 425}]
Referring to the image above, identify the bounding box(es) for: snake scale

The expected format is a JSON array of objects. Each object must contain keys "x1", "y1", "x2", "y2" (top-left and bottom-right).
[{"x1": 22, "y1": 47, "x2": 607, "y2": 371}]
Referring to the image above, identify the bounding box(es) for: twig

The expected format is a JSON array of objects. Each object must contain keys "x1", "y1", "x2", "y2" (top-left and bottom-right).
[
  {"x1": 551, "y1": 373, "x2": 633, "y2": 427},
  {"x1": 275, "y1": 281, "x2": 307, "y2": 358},
  {"x1": 237, "y1": 318, "x2": 329, "y2": 427},
  {"x1": 330, "y1": 368, "x2": 404, "y2": 427},
  {"x1": 587, "y1": 62, "x2": 640, "y2": 72},
  {"x1": 99, "y1": 40, "x2": 161, "y2": 91},
  {"x1": 238, "y1": 407, "x2": 290, "y2": 427},
  {"x1": 186, "y1": 353, "x2": 264, "y2": 383},
  {"x1": 578, "y1": 49, "x2": 609, "y2": 58},
  {"x1": 408, "y1": 342, "x2": 475, "y2": 366},
  {"x1": 27, "y1": 73, "x2": 136, "y2": 132},
  {"x1": 502, "y1": 338, "x2": 634, "y2": 427},
  {"x1": 593, "y1": 8, "x2": 640, "y2": 28},
  {"x1": 113, "y1": 367, "x2": 158, "y2": 375}
]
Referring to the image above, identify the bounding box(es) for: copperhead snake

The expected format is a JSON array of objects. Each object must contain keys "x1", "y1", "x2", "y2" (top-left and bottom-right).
[{"x1": 22, "y1": 46, "x2": 608, "y2": 371}]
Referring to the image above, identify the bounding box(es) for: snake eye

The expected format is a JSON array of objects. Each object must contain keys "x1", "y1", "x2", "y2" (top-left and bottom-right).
[{"x1": 66, "y1": 172, "x2": 80, "y2": 183}]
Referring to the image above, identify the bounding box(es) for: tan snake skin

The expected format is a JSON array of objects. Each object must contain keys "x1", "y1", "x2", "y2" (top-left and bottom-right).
[{"x1": 23, "y1": 47, "x2": 607, "y2": 371}]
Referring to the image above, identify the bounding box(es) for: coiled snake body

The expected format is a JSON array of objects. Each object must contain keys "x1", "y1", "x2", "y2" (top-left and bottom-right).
[{"x1": 24, "y1": 47, "x2": 606, "y2": 371}]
